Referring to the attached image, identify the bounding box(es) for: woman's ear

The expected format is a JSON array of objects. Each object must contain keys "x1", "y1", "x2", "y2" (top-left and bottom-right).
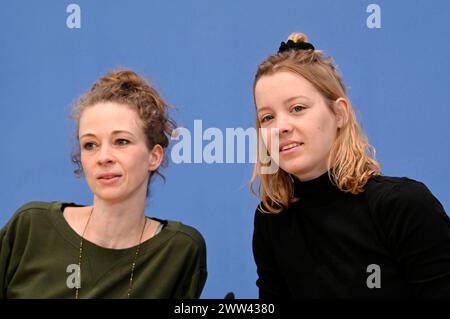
[
  {"x1": 334, "y1": 97, "x2": 350, "y2": 128},
  {"x1": 148, "y1": 144, "x2": 164, "y2": 172}
]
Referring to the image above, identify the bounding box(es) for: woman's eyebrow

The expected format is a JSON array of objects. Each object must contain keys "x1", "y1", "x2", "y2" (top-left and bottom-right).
[
  {"x1": 79, "y1": 133, "x2": 96, "y2": 139},
  {"x1": 283, "y1": 95, "x2": 311, "y2": 105},
  {"x1": 257, "y1": 106, "x2": 272, "y2": 114},
  {"x1": 257, "y1": 95, "x2": 311, "y2": 114},
  {"x1": 79, "y1": 130, "x2": 135, "y2": 138},
  {"x1": 111, "y1": 130, "x2": 135, "y2": 136}
]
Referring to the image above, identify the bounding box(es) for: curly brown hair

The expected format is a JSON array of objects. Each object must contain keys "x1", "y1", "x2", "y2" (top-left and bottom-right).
[{"x1": 70, "y1": 69, "x2": 176, "y2": 197}]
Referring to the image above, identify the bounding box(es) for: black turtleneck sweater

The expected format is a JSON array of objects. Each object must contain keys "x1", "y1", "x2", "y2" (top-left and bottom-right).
[{"x1": 253, "y1": 173, "x2": 450, "y2": 298}]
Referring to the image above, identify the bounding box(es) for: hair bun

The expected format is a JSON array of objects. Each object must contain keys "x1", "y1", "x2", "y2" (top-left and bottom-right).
[
  {"x1": 94, "y1": 69, "x2": 146, "y2": 91},
  {"x1": 287, "y1": 32, "x2": 308, "y2": 43},
  {"x1": 278, "y1": 32, "x2": 315, "y2": 53}
]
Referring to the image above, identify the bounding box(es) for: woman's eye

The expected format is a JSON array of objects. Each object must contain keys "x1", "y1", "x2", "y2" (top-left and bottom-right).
[
  {"x1": 260, "y1": 115, "x2": 274, "y2": 123},
  {"x1": 82, "y1": 142, "x2": 96, "y2": 150},
  {"x1": 116, "y1": 139, "x2": 130, "y2": 146},
  {"x1": 292, "y1": 105, "x2": 305, "y2": 113}
]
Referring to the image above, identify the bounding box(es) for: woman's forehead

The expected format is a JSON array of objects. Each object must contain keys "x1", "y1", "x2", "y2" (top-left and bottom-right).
[
  {"x1": 79, "y1": 102, "x2": 142, "y2": 135},
  {"x1": 255, "y1": 72, "x2": 319, "y2": 107}
]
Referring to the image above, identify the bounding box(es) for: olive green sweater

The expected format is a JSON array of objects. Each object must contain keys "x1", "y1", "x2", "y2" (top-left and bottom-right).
[{"x1": 0, "y1": 201, "x2": 207, "y2": 299}]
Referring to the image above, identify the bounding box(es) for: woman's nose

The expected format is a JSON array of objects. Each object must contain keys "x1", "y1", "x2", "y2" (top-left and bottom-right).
[
  {"x1": 97, "y1": 144, "x2": 115, "y2": 165},
  {"x1": 277, "y1": 115, "x2": 294, "y2": 134}
]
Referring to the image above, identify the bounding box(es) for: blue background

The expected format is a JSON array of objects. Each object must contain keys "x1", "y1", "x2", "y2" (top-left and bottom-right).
[{"x1": 0, "y1": 0, "x2": 449, "y2": 298}]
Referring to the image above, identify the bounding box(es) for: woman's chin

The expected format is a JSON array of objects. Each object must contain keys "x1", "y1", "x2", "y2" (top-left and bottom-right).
[{"x1": 93, "y1": 191, "x2": 127, "y2": 204}]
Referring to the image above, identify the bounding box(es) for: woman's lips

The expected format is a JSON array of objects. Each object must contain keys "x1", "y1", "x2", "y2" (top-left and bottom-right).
[
  {"x1": 97, "y1": 175, "x2": 122, "y2": 185},
  {"x1": 279, "y1": 143, "x2": 303, "y2": 156}
]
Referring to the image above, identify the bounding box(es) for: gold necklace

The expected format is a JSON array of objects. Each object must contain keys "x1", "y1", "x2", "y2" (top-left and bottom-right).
[{"x1": 75, "y1": 207, "x2": 148, "y2": 299}]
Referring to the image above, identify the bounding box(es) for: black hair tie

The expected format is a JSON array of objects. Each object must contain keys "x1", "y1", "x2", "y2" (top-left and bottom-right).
[{"x1": 278, "y1": 39, "x2": 315, "y2": 53}]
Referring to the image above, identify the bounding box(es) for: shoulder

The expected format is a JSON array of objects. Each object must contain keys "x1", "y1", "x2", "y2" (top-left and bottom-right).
[
  {"x1": 7, "y1": 201, "x2": 59, "y2": 224},
  {"x1": 1, "y1": 201, "x2": 66, "y2": 243},
  {"x1": 252, "y1": 204, "x2": 284, "y2": 237},
  {"x1": 365, "y1": 174, "x2": 422, "y2": 194},
  {"x1": 164, "y1": 220, "x2": 206, "y2": 252},
  {"x1": 363, "y1": 174, "x2": 448, "y2": 224},
  {"x1": 3, "y1": 201, "x2": 75, "y2": 231},
  {"x1": 253, "y1": 205, "x2": 267, "y2": 228},
  {"x1": 364, "y1": 175, "x2": 438, "y2": 205},
  {"x1": 15, "y1": 201, "x2": 55, "y2": 213},
  {"x1": 253, "y1": 203, "x2": 287, "y2": 224}
]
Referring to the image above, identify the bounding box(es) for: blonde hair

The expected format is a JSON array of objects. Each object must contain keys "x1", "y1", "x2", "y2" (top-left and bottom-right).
[{"x1": 250, "y1": 33, "x2": 381, "y2": 213}]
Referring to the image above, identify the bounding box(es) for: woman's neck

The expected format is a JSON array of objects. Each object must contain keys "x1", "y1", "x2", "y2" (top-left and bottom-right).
[{"x1": 85, "y1": 196, "x2": 148, "y2": 249}]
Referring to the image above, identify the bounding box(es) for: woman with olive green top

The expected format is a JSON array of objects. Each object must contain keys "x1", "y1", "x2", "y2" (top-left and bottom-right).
[
  {"x1": 0, "y1": 69, "x2": 207, "y2": 299},
  {"x1": 1, "y1": 201, "x2": 206, "y2": 298}
]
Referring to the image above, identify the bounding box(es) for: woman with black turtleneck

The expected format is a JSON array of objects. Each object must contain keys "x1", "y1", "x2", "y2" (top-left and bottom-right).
[{"x1": 250, "y1": 32, "x2": 450, "y2": 298}]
